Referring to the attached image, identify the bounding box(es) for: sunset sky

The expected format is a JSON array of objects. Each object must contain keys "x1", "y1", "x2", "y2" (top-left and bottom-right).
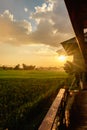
[{"x1": 0, "y1": 0, "x2": 75, "y2": 67}]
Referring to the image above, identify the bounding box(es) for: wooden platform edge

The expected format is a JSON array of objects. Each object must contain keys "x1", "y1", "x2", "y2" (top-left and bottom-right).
[{"x1": 38, "y1": 88, "x2": 65, "y2": 130}]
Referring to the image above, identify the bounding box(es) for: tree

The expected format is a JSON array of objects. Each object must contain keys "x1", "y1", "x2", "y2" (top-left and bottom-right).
[
  {"x1": 22, "y1": 64, "x2": 35, "y2": 70},
  {"x1": 14, "y1": 64, "x2": 20, "y2": 70}
]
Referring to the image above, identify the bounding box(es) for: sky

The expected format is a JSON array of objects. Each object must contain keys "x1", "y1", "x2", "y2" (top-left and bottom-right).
[{"x1": 0, "y1": 0, "x2": 75, "y2": 67}]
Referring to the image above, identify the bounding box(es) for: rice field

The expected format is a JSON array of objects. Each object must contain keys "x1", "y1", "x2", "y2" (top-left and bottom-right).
[{"x1": 0, "y1": 70, "x2": 68, "y2": 130}]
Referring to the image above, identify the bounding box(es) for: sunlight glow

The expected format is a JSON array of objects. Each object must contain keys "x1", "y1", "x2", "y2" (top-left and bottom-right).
[{"x1": 58, "y1": 55, "x2": 67, "y2": 62}]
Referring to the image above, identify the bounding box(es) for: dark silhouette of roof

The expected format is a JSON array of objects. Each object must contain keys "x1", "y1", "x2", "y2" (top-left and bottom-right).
[
  {"x1": 64, "y1": 0, "x2": 87, "y2": 43},
  {"x1": 64, "y1": 0, "x2": 87, "y2": 63},
  {"x1": 61, "y1": 37, "x2": 79, "y2": 55}
]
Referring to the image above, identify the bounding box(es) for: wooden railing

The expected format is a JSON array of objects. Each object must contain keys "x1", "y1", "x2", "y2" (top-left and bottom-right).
[{"x1": 38, "y1": 88, "x2": 68, "y2": 130}]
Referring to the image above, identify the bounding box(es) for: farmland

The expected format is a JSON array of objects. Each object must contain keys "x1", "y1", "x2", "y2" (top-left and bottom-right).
[
  {"x1": 0, "y1": 70, "x2": 68, "y2": 78},
  {"x1": 0, "y1": 70, "x2": 69, "y2": 130}
]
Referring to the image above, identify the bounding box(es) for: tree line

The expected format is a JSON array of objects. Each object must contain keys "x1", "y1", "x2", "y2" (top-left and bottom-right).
[
  {"x1": 0, "y1": 64, "x2": 61, "y2": 71},
  {"x1": 0, "y1": 64, "x2": 36, "y2": 70}
]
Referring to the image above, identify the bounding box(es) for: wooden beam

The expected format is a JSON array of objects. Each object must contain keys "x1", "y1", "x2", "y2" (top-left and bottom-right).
[{"x1": 38, "y1": 89, "x2": 65, "y2": 130}]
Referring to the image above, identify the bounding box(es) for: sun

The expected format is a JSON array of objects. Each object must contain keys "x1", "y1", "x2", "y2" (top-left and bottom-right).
[{"x1": 58, "y1": 55, "x2": 67, "y2": 62}]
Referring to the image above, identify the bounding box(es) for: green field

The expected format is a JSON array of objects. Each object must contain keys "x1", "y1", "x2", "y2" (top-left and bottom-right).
[
  {"x1": 0, "y1": 70, "x2": 69, "y2": 130},
  {"x1": 0, "y1": 70, "x2": 68, "y2": 78}
]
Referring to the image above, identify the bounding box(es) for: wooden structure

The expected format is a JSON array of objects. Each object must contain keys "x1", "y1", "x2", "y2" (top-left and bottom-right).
[
  {"x1": 63, "y1": 1, "x2": 87, "y2": 129},
  {"x1": 64, "y1": 0, "x2": 87, "y2": 66},
  {"x1": 61, "y1": 37, "x2": 85, "y2": 72},
  {"x1": 64, "y1": 0, "x2": 87, "y2": 88},
  {"x1": 39, "y1": 1, "x2": 87, "y2": 130},
  {"x1": 69, "y1": 90, "x2": 87, "y2": 130},
  {"x1": 39, "y1": 89, "x2": 67, "y2": 130}
]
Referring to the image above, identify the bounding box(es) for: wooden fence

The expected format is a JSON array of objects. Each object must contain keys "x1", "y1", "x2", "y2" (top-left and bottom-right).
[{"x1": 38, "y1": 88, "x2": 68, "y2": 130}]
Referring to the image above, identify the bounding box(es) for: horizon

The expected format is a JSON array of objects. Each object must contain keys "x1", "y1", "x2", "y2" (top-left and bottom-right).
[
  {"x1": 0, "y1": 55, "x2": 73, "y2": 68},
  {"x1": 0, "y1": 0, "x2": 74, "y2": 67}
]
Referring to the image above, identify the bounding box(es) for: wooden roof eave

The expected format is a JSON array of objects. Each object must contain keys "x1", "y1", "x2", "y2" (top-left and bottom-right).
[{"x1": 64, "y1": 0, "x2": 86, "y2": 58}]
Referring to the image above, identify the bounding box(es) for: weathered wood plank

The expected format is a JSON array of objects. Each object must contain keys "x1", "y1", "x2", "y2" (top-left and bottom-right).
[
  {"x1": 38, "y1": 89, "x2": 65, "y2": 130},
  {"x1": 68, "y1": 90, "x2": 87, "y2": 130}
]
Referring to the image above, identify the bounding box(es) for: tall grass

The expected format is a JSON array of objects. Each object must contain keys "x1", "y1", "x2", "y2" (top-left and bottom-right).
[{"x1": 0, "y1": 70, "x2": 68, "y2": 129}]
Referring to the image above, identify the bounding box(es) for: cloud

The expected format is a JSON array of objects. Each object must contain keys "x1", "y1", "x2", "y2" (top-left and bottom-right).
[
  {"x1": 51, "y1": 1, "x2": 73, "y2": 33},
  {"x1": 31, "y1": 0, "x2": 54, "y2": 24},
  {"x1": 1, "y1": 10, "x2": 14, "y2": 21},
  {"x1": 0, "y1": 0, "x2": 74, "y2": 47},
  {"x1": 29, "y1": 20, "x2": 64, "y2": 47},
  {"x1": 30, "y1": 0, "x2": 74, "y2": 46},
  {"x1": 0, "y1": 10, "x2": 32, "y2": 45},
  {"x1": 35, "y1": 2, "x2": 54, "y2": 13},
  {"x1": 24, "y1": 8, "x2": 28, "y2": 12}
]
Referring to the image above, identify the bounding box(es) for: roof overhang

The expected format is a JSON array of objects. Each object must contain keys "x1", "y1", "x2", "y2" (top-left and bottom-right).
[
  {"x1": 61, "y1": 37, "x2": 79, "y2": 55},
  {"x1": 64, "y1": 0, "x2": 87, "y2": 39},
  {"x1": 64, "y1": 0, "x2": 87, "y2": 56}
]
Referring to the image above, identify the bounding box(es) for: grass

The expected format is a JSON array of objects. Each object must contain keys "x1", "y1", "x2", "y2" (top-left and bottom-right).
[
  {"x1": 0, "y1": 70, "x2": 68, "y2": 79},
  {"x1": 0, "y1": 70, "x2": 69, "y2": 130}
]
